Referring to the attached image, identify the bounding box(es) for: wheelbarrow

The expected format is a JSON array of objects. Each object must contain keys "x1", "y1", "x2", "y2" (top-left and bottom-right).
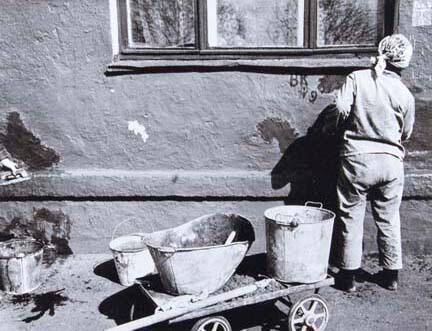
[
  {"x1": 105, "y1": 210, "x2": 334, "y2": 331},
  {"x1": 145, "y1": 213, "x2": 255, "y2": 296},
  {"x1": 105, "y1": 270, "x2": 334, "y2": 331}
]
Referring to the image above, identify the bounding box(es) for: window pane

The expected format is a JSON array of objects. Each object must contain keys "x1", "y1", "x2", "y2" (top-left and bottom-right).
[
  {"x1": 128, "y1": 0, "x2": 195, "y2": 48},
  {"x1": 317, "y1": 0, "x2": 383, "y2": 46},
  {"x1": 207, "y1": 0, "x2": 304, "y2": 48}
]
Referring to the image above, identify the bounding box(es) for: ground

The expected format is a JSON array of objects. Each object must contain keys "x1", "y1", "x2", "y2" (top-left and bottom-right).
[{"x1": 0, "y1": 254, "x2": 431, "y2": 331}]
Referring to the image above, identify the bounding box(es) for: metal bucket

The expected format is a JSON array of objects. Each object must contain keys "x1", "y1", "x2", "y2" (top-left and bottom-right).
[
  {"x1": 109, "y1": 220, "x2": 157, "y2": 287},
  {"x1": 265, "y1": 202, "x2": 335, "y2": 283},
  {"x1": 0, "y1": 239, "x2": 44, "y2": 294},
  {"x1": 146, "y1": 213, "x2": 255, "y2": 296}
]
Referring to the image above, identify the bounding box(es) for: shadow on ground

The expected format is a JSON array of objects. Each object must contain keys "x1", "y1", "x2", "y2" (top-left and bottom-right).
[
  {"x1": 94, "y1": 259, "x2": 120, "y2": 284},
  {"x1": 98, "y1": 285, "x2": 156, "y2": 327},
  {"x1": 10, "y1": 289, "x2": 69, "y2": 323}
]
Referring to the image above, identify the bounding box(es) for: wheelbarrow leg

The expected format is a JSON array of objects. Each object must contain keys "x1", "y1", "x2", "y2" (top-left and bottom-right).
[{"x1": 280, "y1": 296, "x2": 292, "y2": 307}]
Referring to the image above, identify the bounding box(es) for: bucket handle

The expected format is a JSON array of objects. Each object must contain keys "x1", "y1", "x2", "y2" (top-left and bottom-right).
[
  {"x1": 111, "y1": 218, "x2": 147, "y2": 242},
  {"x1": 274, "y1": 214, "x2": 299, "y2": 228},
  {"x1": 305, "y1": 201, "x2": 323, "y2": 209}
]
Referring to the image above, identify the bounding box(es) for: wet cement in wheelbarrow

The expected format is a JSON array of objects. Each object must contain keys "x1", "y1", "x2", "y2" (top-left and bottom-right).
[
  {"x1": 214, "y1": 274, "x2": 285, "y2": 297},
  {"x1": 154, "y1": 214, "x2": 255, "y2": 249}
]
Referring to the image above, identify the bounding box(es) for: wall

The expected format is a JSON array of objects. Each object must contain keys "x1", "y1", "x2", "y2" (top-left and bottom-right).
[{"x1": 0, "y1": 0, "x2": 431, "y2": 260}]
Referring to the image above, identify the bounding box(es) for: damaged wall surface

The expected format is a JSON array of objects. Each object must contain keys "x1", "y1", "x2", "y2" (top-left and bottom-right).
[{"x1": 0, "y1": 0, "x2": 431, "y2": 257}]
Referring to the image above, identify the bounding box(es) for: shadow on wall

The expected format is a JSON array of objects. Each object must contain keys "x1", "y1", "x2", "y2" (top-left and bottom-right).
[{"x1": 270, "y1": 104, "x2": 344, "y2": 211}]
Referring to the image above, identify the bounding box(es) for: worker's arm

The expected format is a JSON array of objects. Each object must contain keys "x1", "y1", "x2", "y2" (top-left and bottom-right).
[
  {"x1": 309, "y1": 74, "x2": 356, "y2": 136},
  {"x1": 335, "y1": 73, "x2": 356, "y2": 122},
  {"x1": 401, "y1": 94, "x2": 415, "y2": 142}
]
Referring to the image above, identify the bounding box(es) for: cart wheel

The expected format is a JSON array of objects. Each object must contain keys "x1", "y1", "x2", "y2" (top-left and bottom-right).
[
  {"x1": 190, "y1": 316, "x2": 232, "y2": 331},
  {"x1": 288, "y1": 294, "x2": 329, "y2": 331}
]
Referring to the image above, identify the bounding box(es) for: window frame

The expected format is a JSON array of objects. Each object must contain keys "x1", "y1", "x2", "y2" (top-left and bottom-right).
[{"x1": 116, "y1": 0, "x2": 397, "y2": 61}]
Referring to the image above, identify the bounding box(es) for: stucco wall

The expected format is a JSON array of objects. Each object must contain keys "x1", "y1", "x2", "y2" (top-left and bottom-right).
[{"x1": 0, "y1": 0, "x2": 431, "y2": 257}]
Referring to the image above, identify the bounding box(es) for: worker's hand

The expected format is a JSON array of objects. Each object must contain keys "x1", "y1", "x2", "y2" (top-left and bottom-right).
[{"x1": 0, "y1": 158, "x2": 17, "y2": 175}]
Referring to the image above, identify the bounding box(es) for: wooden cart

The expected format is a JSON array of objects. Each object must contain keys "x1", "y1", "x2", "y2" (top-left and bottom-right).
[{"x1": 134, "y1": 275, "x2": 334, "y2": 331}]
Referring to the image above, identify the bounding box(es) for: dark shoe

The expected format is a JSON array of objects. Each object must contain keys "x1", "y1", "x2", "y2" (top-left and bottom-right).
[
  {"x1": 337, "y1": 269, "x2": 356, "y2": 292},
  {"x1": 374, "y1": 269, "x2": 398, "y2": 291}
]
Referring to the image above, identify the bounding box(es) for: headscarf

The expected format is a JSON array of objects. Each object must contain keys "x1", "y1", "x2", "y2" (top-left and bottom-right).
[{"x1": 371, "y1": 34, "x2": 413, "y2": 75}]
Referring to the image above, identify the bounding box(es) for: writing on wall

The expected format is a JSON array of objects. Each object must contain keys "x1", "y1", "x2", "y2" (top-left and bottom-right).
[
  {"x1": 288, "y1": 75, "x2": 346, "y2": 103},
  {"x1": 289, "y1": 75, "x2": 319, "y2": 103}
]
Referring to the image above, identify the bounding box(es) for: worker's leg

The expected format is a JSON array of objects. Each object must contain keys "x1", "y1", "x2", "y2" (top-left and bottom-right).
[
  {"x1": 371, "y1": 156, "x2": 404, "y2": 270},
  {"x1": 336, "y1": 156, "x2": 368, "y2": 270}
]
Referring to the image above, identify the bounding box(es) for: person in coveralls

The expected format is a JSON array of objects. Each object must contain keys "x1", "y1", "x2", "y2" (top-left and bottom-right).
[{"x1": 333, "y1": 34, "x2": 415, "y2": 292}]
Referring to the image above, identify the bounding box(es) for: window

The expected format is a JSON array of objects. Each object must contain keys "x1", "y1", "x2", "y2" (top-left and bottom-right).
[{"x1": 116, "y1": 0, "x2": 395, "y2": 60}]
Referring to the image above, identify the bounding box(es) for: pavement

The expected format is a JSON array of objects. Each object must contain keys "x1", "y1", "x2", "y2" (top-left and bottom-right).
[{"x1": 0, "y1": 253, "x2": 431, "y2": 331}]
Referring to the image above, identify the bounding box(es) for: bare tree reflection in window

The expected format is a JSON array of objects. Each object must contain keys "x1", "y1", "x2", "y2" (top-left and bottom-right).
[
  {"x1": 129, "y1": 0, "x2": 195, "y2": 47},
  {"x1": 318, "y1": 0, "x2": 381, "y2": 46},
  {"x1": 214, "y1": 0, "x2": 302, "y2": 47},
  {"x1": 217, "y1": 0, "x2": 247, "y2": 46}
]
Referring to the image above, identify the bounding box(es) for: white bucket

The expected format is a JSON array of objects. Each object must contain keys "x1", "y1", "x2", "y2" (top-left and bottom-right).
[
  {"x1": 109, "y1": 220, "x2": 156, "y2": 286},
  {"x1": 0, "y1": 239, "x2": 44, "y2": 294}
]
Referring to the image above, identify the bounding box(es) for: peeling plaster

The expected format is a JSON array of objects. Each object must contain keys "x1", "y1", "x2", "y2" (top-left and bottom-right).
[
  {"x1": 0, "y1": 112, "x2": 60, "y2": 170},
  {"x1": 128, "y1": 120, "x2": 149, "y2": 143},
  {"x1": 0, "y1": 208, "x2": 73, "y2": 266}
]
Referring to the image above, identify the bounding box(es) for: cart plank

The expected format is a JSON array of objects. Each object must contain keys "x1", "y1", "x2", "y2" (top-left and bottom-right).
[{"x1": 169, "y1": 276, "x2": 334, "y2": 323}]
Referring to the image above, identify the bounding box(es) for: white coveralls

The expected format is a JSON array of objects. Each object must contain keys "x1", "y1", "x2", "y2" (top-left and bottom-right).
[{"x1": 334, "y1": 68, "x2": 415, "y2": 270}]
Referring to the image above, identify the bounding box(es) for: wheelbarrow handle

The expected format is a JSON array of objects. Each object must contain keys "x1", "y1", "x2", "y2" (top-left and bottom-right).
[
  {"x1": 111, "y1": 219, "x2": 152, "y2": 242},
  {"x1": 105, "y1": 279, "x2": 272, "y2": 331}
]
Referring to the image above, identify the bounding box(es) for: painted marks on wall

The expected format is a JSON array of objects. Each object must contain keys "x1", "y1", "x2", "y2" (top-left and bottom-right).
[
  {"x1": 413, "y1": 0, "x2": 432, "y2": 27},
  {"x1": 0, "y1": 112, "x2": 60, "y2": 170},
  {"x1": 0, "y1": 208, "x2": 73, "y2": 266},
  {"x1": 287, "y1": 75, "x2": 346, "y2": 103},
  {"x1": 288, "y1": 75, "x2": 319, "y2": 103},
  {"x1": 127, "y1": 120, "x2": 149, "y2": 143},
  {"x1": 256, "y1": 117, "x2": 299, "y2": 153}
]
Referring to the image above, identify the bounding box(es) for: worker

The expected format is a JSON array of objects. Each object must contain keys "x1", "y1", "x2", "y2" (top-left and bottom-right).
[
  {"x1": 0, "y1": 145, "x2": 18, "y2": 175},
  {"x1": 333, "y1": 34, "x2": 415, "y2": 292}
]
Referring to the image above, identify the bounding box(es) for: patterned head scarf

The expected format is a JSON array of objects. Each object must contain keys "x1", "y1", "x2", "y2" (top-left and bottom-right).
[{"x1": 371, "y1": 34, "x2": 413, "y2": 75}]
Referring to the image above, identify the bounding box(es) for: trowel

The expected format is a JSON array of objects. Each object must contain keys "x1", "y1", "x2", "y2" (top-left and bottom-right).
[{"x1": 0, "y1": 168, "x2": 31, "y2": 186}]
